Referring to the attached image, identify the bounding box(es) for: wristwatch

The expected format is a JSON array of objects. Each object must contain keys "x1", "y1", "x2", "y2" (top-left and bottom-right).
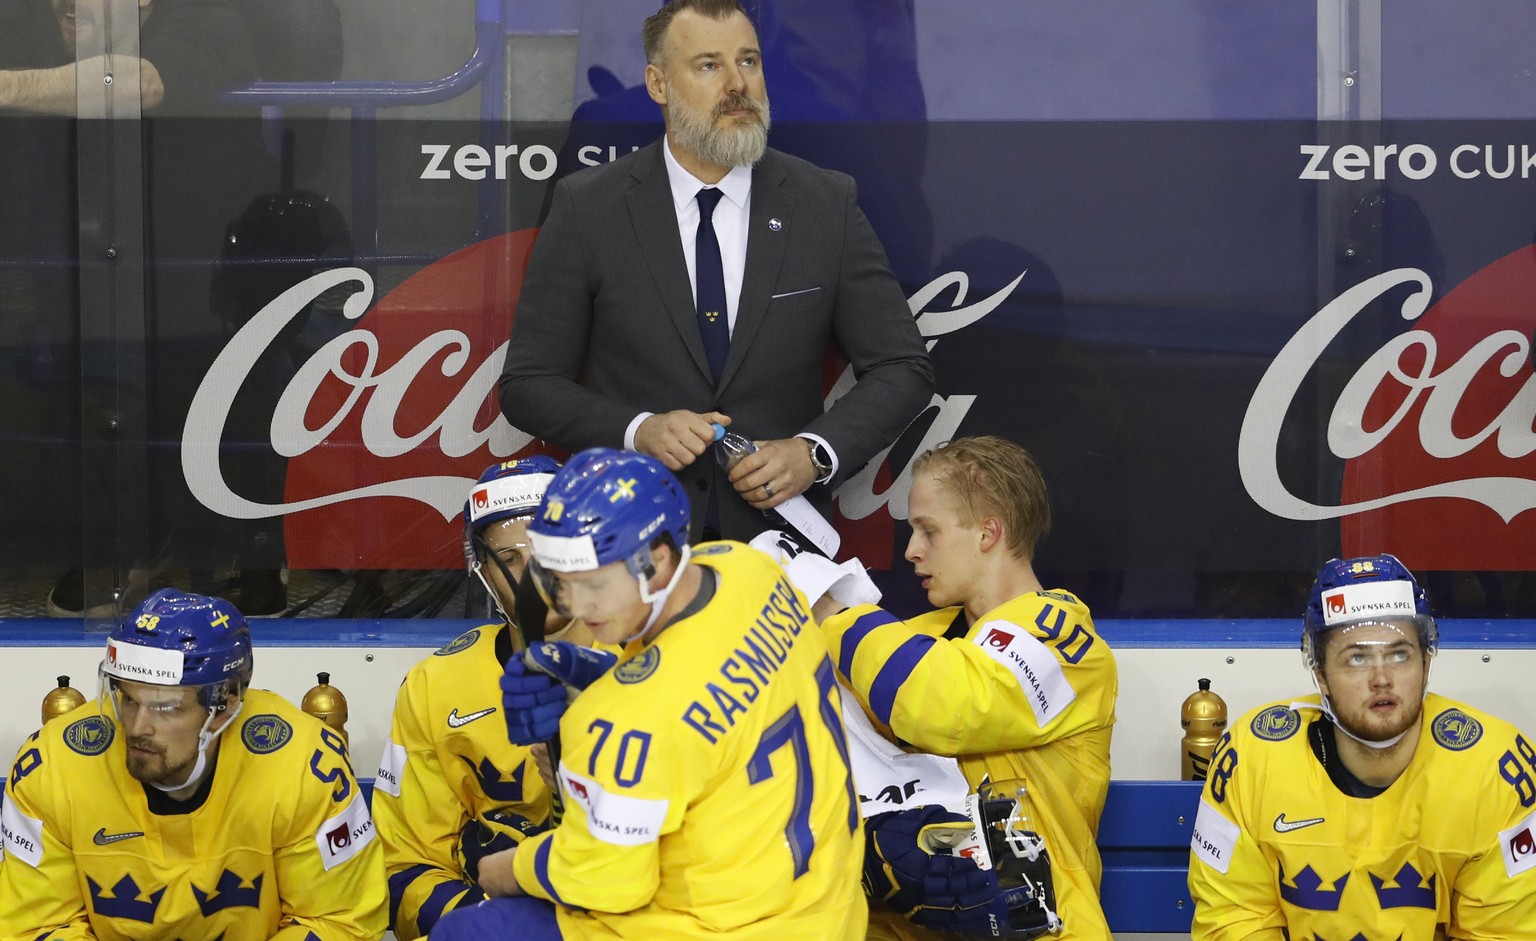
[{"x1": 802, "y1": 437, "x2": 834, "y2": 483}]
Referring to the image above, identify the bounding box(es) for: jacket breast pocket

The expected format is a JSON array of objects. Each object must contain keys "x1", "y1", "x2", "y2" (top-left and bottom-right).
[{"x1": 768, "y1": 286, "x2": 823, "y2": 313}]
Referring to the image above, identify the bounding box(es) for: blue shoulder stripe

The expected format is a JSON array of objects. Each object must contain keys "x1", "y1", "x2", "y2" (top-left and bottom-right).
[
  {"x1": 419, "y1": 880, "x2": 472, "y2": 932},
  {"x1": 533, "y1": 836, "x2": 569, "y2": 907},
  {"x1": 836, "y1": 608, "x2": 901, "y2": 681},
  {"x1": 868, "y1": 634, "x2": 937, "y2": 726},
  {"x1": 387, "y1": 863, "x2": 431, "y2": 931}
]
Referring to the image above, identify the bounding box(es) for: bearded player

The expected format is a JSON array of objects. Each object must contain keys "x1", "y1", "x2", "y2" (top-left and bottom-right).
[
  {"x1": 1188, "y1": 553, "x2": 1536, "y2": 938},
  {"x1": 0, "y1": 589, "x2": 385, "y2": 939}
]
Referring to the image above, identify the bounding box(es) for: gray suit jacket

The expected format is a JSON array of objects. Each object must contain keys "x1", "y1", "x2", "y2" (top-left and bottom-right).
[{"x1": 500, "y1": 140, "x2": 933, "y2": 541}]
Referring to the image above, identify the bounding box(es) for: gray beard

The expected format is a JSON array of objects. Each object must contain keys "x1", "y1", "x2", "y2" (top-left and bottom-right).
[{"x1": 667, "y1": 88, "x2": 771, "y2": 169}]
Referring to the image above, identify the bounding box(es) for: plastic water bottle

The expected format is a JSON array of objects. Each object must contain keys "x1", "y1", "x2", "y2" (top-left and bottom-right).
[
  {"x1": 713, "y1": 426, "x2": 841, "y2": 557},
  {"x1": 1181, "y1": 678, "x2": 1228, "y2": 780},
  {"x1": 41, "y1": 675, "x2": 86, "y2": 725}
]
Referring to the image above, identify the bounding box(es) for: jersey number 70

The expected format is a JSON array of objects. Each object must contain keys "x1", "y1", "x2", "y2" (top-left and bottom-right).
[{"x1": 747, "y1": 659, "x2": 859, "y2": 878}]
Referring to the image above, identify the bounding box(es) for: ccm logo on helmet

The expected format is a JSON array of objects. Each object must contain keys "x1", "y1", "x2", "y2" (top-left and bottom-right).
[{"x1": 637, "y1": 515, "x2": 665, "y2": 541}]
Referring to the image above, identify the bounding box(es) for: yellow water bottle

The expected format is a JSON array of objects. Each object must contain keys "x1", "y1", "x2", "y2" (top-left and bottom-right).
[
  {"x1": 42, "y1": 675, "x2": 87, "y2": 724},
  {"x1": 302, "y1": 672, "x2": 350, "y2": 747},
  {"x1": 1181, "y1": 678, "x2": 1227, "y2": 780}
]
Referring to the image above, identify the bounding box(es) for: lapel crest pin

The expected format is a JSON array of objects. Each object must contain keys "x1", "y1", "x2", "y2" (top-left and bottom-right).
[{"x1": 768, "y1": 217, "x2": 783, "y2": 231}]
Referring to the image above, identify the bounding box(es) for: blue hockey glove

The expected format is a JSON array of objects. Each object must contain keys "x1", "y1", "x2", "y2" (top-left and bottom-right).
[
  {"x1": 931, "y1": 877, "x2": 1049, "y2": 938},
  {"x1": 500, "y1": 654, "x2": 566, "y2": 745},
  {"x1": 864, "y1": 806, "x2": 1038, "y2": 937},
  {"x1": 459, "y1": 808, "x2": 544, "y2": 885},
  {"x1": 525, "y1": 641, "x2": 616, "y2": 692}
]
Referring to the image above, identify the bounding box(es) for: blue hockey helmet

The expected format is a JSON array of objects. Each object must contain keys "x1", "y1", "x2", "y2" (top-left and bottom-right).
[
  {"x1": 1302, "y1": 554, "x2": 1436, "y2": 670},
  {"x1": 103, "y1": 589, "x2": 254, "y2": 703},
  {"x1": 464, "y1": 456, "x2": 561, "y2": 624},
  {"x1": 464, "y1": 456, "x2": 563, "y2": 537},
  {"x1": 529, "y1": 448, "x2": 689, "y2": 576}
]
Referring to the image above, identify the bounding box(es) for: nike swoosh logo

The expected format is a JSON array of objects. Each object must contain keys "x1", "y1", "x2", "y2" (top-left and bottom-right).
[
  {"x1": 447, "y1": 707, "x2": 495, "y2": 729},
  {"x1": 93, "y1": 828, "x2": 146, "y2": 845},
  {"x1": 1274, "y1": 813, "x2": 1326, "y2": 833}
]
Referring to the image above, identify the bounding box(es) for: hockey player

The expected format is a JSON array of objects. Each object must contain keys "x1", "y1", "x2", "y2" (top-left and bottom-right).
[
  {"x1": 429, "y1": 447, "x2": 866, "y2": 940},
  {"x1": 1188, "y1": 554, "x2": 1536, "y2": 938},
  {"x1": 820, "y1": 435, "x2": 1118, "y2": 940},
  {"x1": 749, "y1": 526, "x2": 1072, "y2": 940},
  {"x1": 373, "y1": 456, "x2": 595, "y2": 939},
  {"x1": 0, "y1": 589, "x2": 385, "y2": 940}
]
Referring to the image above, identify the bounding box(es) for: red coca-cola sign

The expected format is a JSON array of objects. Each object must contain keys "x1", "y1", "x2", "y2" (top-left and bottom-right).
[
  {"x1": 182, "y1": 232, "x2": 1024, "y2": 569},
  {"x1": 1339, "y1": 247, "x2": 1536, "y2": 568},
  {"x1": 182, "y1": 229, "x2": 550, "y2": 569},
  {"x1": 1240, "y1": 246, "x2": 1536, "y2": 569}
]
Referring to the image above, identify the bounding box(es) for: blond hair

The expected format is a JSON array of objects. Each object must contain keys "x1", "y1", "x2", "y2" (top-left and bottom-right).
[{"x1": 913, "y1": 436, "x2": 1051, "y2": 560}]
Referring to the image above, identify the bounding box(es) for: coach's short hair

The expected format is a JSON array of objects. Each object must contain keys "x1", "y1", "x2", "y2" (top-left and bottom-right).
[
  {"x1": 643, "y1": 0, "x2": 754, "y2": 66},
  {"x1": 913, "y1": 436, "x2": 1051, "y2": 561}
]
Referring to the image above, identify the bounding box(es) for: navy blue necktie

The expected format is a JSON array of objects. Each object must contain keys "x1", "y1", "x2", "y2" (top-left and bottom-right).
[{"x1": 694, "y1": 187, "x2": 730, "y2": 384}]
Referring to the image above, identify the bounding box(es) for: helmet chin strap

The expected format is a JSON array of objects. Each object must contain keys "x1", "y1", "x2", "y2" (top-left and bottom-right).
[
  {"x1": 149, "y1": 699, "x2": 244, "y2": 794},
  {"x1": 470, "y1": 530, "x2": 525, "y2": 628},
  {"x1": 471, "y1": 559, "x2": 516, "y2": 627},
  {"x1": 625, "y1": 544, "x2": 692, "y2": 645}
]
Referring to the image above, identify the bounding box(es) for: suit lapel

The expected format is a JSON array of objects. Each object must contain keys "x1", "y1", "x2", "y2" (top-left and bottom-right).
[
  {"x1": 720, "y1": 152, "x2": 792, "y2": 390},
  {"x1": 627, "y1": 141, "x2": 713, "y2": 381}
]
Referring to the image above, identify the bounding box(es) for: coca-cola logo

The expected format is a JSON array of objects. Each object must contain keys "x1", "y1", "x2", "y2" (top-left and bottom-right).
[
  {"x1": 182, "y1": 230, "x2": 545, "y2": 568},
  {"x1": 1239, "y1": 247, "x2": 1536, "y2": 569},
  {"x1": 181, "y1": 227, "x2": 1024, "y2": 569},
  {"x1": 834, "y1": 269, "x2": 1026, "y2": 562}
]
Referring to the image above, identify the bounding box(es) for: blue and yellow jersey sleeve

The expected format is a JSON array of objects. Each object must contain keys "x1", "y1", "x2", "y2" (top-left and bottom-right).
[
  {"x1": 373, "y1": 624, "x2": 565, "y2": 939},
  {"x1": 373, "y1": 649, "x2": 483, "y2": 939},
  {"x1": 824, "y1": 591, "x2": 1116, "y2": 757}
]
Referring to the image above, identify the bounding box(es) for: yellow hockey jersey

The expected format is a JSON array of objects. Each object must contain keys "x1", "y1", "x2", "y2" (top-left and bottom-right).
[
  {"x1": 1188, "y1": 692, "x2": 1536, "y2": 941},
  {"x1": 373, "y1": 621, "x2": 557, "y2": 940},
  {"x1": 0, "y1": 690, "x2": 385, "y2": 941},
  {"x1": 823, "y1": 590, "x2": 1118, "y2": 941},
  {"x1": 510, "y1": 542, "x2": 868, "y2": 941}
]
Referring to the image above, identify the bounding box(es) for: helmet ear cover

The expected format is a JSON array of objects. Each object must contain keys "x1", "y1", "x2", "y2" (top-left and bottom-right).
[{"x1": 193, "y1": 678, "x2": 245, "y2": 712}]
